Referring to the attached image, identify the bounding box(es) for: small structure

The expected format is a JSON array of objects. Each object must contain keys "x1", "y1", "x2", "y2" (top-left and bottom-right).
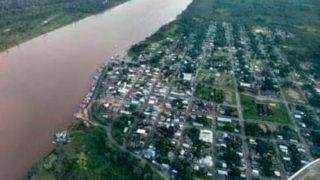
[
  {"x1": 274, "y1": 171, "x2": 281, "y2": 177},
  {"x1": 136, "y1": 129, "x2": 147, "y2": 135},
  {"x1": 199, "y1": 156, "x2": 213, "y2": 167},
  {"x1": 53, "y1": 131, "x2": 68, "y2": 143},
  {"x1": 199, "y1": 129, "x2": 213, "y2": 143},
  {"x1": 218, "y1": 170, "x2": 228, "y2": 176},
  {"x1": 144, "y1": 148, "x2": 156, "y2": 159},
  {"x1": 183, "y1": 73, "x2": 192, "y2": 81},
  {"x1": 217, "y1": 117, "x2": 232, "y2": 123}
]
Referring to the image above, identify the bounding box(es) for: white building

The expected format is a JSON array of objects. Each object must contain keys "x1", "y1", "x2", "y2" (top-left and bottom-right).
[{"x1": 199, "y1": 129, "x2": 213, "y2": 143}]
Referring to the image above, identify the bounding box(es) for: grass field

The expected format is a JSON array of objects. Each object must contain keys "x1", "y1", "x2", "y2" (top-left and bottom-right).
[
  {"x1": 240, "y1": 94, "x2": 291, "y2": 124},
  {"x1": 197, "y1": 69, "x2": 234, "y2": 90},
  {"x1": 217, "y1": 119, "x2": 241, "y2": 133},
  {"x1": 283, "y1": 87, "x2": 305, "y2": 104},
  {"x1": 225, "y1": 90, "x2": 236, "y2": 105}
]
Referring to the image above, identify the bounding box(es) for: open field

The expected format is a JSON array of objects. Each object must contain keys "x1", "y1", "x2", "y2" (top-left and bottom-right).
[
  {"x1": 240, "y1": 94, "x2": 291, "y2": 124},
  {"x1": 283, "y1": 86, "x2": 305, "y2": 104}
]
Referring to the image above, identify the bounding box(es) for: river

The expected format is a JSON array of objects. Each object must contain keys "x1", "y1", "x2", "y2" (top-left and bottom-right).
[{"x1": 0, "y1": 0, "x2": 191, "y2": 178}]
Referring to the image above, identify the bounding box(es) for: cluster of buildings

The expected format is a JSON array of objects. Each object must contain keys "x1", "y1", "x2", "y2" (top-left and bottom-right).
[{"x1": 82, "y1": 20, "x2": 320, "y2": 180}]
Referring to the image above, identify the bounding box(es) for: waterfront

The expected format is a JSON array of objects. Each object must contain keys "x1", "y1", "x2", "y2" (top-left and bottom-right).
[{"x1": 0, "y1": 0, "x2": 191, "y2": 178}]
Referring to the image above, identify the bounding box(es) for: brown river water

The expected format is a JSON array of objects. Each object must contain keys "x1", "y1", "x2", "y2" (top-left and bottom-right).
[{"x1": 0, "y1": 0, "x2": 191, "y2": 178}]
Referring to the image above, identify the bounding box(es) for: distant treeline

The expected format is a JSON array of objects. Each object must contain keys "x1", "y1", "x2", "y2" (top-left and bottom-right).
[{"x1": 0, "y1": 0, "x2": 127, "y2": 51}]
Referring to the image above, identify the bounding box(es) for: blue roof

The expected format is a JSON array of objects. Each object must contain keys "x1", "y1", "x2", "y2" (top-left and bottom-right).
[{"x1": 144, "y1": 148, "x2": 156, "y2": 158}]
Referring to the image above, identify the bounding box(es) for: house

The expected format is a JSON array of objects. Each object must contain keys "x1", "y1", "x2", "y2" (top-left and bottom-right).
[
  {"x1": 199, "y1": 129, "x2": 213, "y2": 143},
  {"x1": 137, "y1": 129, "x2": 147, "y2": 135},
  {"x1": 144, "y1": 148, "x2": 156, "y2": 159},
  {"x1": 199, "y1": 156, "x2": 213, "y2": 167},
  {"x1": 183, "y1": 73, "x2": 192, "y2": 81},
  {"x1": 218, "y1": 170, "x2": 228, "y2": 175},
  {"x1": 252, "y1": 169, "x2": 259, "y2": 176},
  {"x1": 217, "y1": 117, "x2": 232, "y2": 123},
  {"x1": 54, "y1": 131, "x2": 68, "y2": 143}
]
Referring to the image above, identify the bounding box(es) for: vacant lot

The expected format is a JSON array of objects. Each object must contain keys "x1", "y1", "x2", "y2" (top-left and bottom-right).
[{"x1": 241, "y1": 94, "x2": 291, "y2": 123}]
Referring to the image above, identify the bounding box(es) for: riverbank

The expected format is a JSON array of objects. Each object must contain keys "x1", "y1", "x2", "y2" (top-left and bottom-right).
[
  {"x1": 25, "y1": 0, "x2": 206, "y2": 176},
  {"x1": 27, "y1": 58, "x2": 166, "y2": 179},
  {"x1": 25, "y1": 0, "x2": 320, "y2": 178},
  {"x1": 27, "y1": 120, "x2": 164, "y2": 179},
  {"x1": 0, "y1": 0, "x2": 128, "y2": 52},
  {"x1": 0, "y1": 0, "x2": 191, "y2": 178}
]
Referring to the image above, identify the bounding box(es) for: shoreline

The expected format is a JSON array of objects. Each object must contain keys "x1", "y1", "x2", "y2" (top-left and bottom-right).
[
  {"x1": 26, "y1": 6, "x2": 188, "y2": 179},
  {"x1": 0, "y1": 0, "x2": 129, "y2": 53},
  {"x1": 0, "y1": 0, "x2": 192, "y2": 178}
]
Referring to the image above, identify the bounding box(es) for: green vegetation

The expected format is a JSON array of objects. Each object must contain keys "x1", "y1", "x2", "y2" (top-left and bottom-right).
[
  {"x1": 195, "y1": 84, "x2": 225, "y2": 103},
  {"x1": 283, "y1": 143, "x2": 306, "y2": 173},
  {"x1": 284, "y1": 87, "x2": 305, "y2": 103},
  {"x1": 309, "y1": 131, "x2": 320, "y2": 157},
  {"x1": 27, "y1": 122, "x2": 162, "y2": 179},
  {"x1": 209, "y1": 0, "x2": 320, "y2": 77},
  {"x1": 251, "y1": 139, "x2": 277, "y2": 177},
  {"x1": 245, "y1": 122, "x2": 273, "y2": 138},
  {"x1": 310, "y1": 131, "x2": 320, "y2": 147},
  {"x1": 22, "y1": 0, "x2": 320, "y2": 178},
  {"x1": 240, "y1": 94, "x2": 291, "y2": 123},
  {"x1": 197, "y1": 69, "x2": 233, "y2": 89},
  {"x1": 0, "y1": 0, "x2": 128, "y2": 51},
  {"x1": 275, "y1": 125, "x2": 300, "y2": 142},
  {"x1": 282, "y1": 82, "x2": 305, "y2": 103},
  {"x1": 240, "y1": 95, "x2": 256, "y2": 117},
  {"x1": 187, "y1": 115, "x2": 212, "y2": 128},
  {"x1": 111, "y1": 115, "x2": 135, "y2": 145},
  {"x1": 295, "y1": 105, "x2": 320, "y2": 130},
  {"x1": 217, "y1": 120, "x2": 240, "y2": 133},
  {"x1": 212, "y1": 89, "x2": 226, "y2": 104},
  {"x1": 302, "y1": 84, "x2": 320, "y2": 108},
  {"x1": 89, "y1": 102, "x2": 110, "y2": 125},
  {"x1": 214, "y1": 22, "x2": 227, "y2": 47},
  {"x1": 185, "y1": 127, "x2": 205, "y2": 158},
  {"x1": 197, "y1": 69, "x2": 217, "y2": 85},
  {"x1": 194, "y1": 84, "x2": 213, "y2": 100},
  {"x1": 220, "y1": 135, "x2": 242, "y2": 178},
  {"x1": 131, "y1": 0, "x2": 320, "y2": 77},
  {"x1": 128, "y1": 0, "x2": 215, "y2": 60},
  {"x1": 224, "y1": 90, "x2": 236, "y2": 105},
  {"x1": 218, "y1": 105, "x2": 239, "y2": 118},
  {"x1": 153, "y1": 126, "x2": 175, "y2": 164}
]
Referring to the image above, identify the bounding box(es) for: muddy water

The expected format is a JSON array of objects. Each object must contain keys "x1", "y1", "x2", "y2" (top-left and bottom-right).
[{"x1": 0, "y1": 0, "x2": 191, "y2": 178}]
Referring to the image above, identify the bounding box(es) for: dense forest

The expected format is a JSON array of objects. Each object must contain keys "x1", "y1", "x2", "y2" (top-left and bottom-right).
[{"x1": 0, "y1": 0, "x2": 127, "y2": 51}]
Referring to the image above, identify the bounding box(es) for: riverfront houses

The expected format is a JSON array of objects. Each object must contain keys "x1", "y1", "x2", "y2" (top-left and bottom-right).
[{"x1": 72, "y1": 20, "x2": 320, "y2": 179}]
